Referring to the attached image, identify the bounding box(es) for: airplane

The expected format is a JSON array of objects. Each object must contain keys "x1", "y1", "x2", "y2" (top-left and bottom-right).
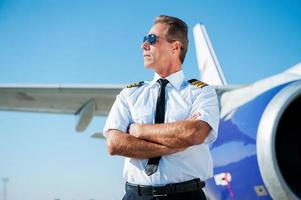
[{"x1": 0, "y1": 23, "x2": 300, "y2": 200}]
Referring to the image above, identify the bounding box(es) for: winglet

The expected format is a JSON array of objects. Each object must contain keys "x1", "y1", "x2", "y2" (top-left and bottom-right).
[{"x1": 193, "y1": 23, "x2": 227, "y2": 85}]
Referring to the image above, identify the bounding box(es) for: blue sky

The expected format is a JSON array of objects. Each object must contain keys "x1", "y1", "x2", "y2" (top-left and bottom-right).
[{"x1": 0, "y1": 0, "x2": 300, "y2": 199}]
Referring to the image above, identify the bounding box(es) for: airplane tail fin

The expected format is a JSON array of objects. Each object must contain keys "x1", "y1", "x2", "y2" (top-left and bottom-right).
[{"x1": 193, "y1": 23, "x2": 227, "y2": 85}]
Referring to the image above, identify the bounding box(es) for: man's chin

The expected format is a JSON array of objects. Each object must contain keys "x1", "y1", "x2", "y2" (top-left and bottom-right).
[{"x1": 144, "y1": 62, "x2": 153, "y2": 69}]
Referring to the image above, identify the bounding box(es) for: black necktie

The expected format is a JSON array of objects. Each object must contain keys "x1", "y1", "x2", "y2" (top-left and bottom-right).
[{"x1": 145, "y1": 78, "x2": 169, "y2": 176}]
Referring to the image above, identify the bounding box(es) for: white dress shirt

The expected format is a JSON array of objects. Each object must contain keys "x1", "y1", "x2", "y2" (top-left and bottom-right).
[{"x1": 103, "y1": 70, "x2": 219, "y2": 186}]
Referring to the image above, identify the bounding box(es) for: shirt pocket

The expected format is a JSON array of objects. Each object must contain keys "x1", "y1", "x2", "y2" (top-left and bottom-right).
[
  {"x1": 131, "y1": 107, "x2": 153, "y2": 124},
  {"x1": 166, "y1": 98, "x2": 192, "y2": 122}
]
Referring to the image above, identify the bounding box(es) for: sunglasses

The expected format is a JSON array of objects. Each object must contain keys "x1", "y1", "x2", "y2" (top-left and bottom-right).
[
  {"x1": 143, "y1": 34, "x2": 178, "y2": 46},
  {"x1": 143, "y1": 34, "x2": 158, "y2": 45}
]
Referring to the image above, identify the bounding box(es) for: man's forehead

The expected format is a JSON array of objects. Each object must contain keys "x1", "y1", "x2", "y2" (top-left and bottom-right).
[{"x1": 148, "y1": 23, "x2": 169, "y2": 35}]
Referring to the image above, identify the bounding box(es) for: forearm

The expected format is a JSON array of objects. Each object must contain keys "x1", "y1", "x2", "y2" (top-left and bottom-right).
[
  {"x1": 106, "y1": 129, "x2": 181, "y2": 159},
  {"x1": 130, "y1": 120, "x2": 210, "y2": 148}
]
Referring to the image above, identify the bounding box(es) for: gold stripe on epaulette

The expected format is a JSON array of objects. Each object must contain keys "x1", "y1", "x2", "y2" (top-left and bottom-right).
[
  {"x1": 126, "y1": 81, "x2": 144, "y2": 88},
  {"x1": 188, "y1": 79, "x2": 208, "y2": 88}
]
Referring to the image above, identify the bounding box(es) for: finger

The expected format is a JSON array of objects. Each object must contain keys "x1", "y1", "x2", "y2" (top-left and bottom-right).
[{"x1": 189, "y1": 112, "x2": 201, "y2": 120}]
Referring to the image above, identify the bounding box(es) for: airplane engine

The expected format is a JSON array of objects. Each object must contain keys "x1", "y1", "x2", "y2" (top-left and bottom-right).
[
  {"x1": 257, "y1": 80, "x2": 301, "y2": 200},
  {"x1": 206, "y1": 80, "x2": 301, "y2": 200}
]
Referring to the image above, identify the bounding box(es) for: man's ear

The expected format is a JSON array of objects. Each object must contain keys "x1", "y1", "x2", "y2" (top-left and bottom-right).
[{"x1": 172, "y1": 41, "x2": 182, "y2": 53}]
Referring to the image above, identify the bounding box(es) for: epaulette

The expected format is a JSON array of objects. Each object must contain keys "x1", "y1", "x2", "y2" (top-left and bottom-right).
[
  {"x1": 126, "y1": 81, "x2": 144, "y2": 88},
  {"x1": 188, "y1": 79, "x2": 208, "y2": 88}
]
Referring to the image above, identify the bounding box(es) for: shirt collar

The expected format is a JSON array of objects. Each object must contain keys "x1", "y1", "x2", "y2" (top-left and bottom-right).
[{"x1": 151, "y1": 70, "x2": 185, "y2": 90}]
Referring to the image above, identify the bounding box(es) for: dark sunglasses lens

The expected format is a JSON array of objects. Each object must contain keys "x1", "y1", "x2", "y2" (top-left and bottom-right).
[
  {"x1": 148, "y1": 34, "x2": 156, "y2": 44},
  {"x1": 143, "y1": 34, "x2": 157, "y2": 45}
]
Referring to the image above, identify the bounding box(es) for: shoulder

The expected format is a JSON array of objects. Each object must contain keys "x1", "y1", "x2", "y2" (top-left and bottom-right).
[
  {"x1": 187, "y1": 79, "x2": 208, "y2": 89},
  {"x1": 120, "y1": 81, "x2": 148, "y2": 97},
  {"x1": 126, "y1": 81, "x2": 145, "y2": 89},
  {"x1": 187, "y1": 78, "x2": 217, "y2": 97}
]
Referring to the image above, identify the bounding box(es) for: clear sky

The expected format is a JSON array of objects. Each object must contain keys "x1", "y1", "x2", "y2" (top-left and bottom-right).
[{"x1": 0, "y1": 0, "x2": 300, "y2": 199}]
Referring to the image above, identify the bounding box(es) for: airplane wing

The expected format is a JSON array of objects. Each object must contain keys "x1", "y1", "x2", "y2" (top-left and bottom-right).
[{"x1": 0, "y1": 84, "x2": 124, "y2": 132}]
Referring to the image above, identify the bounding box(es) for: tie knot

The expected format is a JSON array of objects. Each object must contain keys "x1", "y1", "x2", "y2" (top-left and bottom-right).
[{"x1": 157, "y1": 78, "x2": 169, "y2": 88}]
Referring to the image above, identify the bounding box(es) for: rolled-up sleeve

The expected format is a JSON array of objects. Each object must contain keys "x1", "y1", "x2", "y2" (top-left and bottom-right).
[
  {"x1": 190, "y1": 86, "x2": 220, "y2": 144},
  {"x1": 103, "y1": 91, "x2": 132, "y2": 138}
]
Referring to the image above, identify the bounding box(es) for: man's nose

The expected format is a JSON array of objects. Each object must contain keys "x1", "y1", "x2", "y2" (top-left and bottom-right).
[{"x1": 141, "y1": 41, "x2": 150, "y2": 50}]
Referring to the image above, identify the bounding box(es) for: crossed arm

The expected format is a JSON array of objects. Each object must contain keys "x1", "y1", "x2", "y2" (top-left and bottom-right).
[
  {"x1": 129, "y1": 119, "x2": 211, "y2": 148},
  {"x1": 106, "y1": 117, "x2": 211, "y2": 159}
]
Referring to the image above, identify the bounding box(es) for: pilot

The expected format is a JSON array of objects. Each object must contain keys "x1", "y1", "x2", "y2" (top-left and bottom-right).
[{"x1": 103, "y1": 15, "x2": 219, "y2": 200}]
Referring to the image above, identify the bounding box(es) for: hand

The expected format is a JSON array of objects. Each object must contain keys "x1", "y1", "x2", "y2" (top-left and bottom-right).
[{"x1": 128, "y1": 123, "x2": 140, "y2": 138}]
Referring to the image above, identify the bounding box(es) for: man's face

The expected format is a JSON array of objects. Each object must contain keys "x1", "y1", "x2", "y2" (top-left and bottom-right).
[{"x1": 141, "y1": 23, "x2": 174, "y2": 71}]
